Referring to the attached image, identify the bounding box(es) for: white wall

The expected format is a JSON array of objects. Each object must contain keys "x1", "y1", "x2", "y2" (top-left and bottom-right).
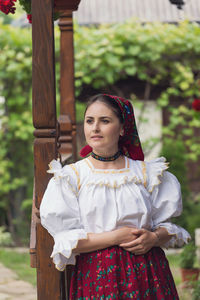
[{"x1": 134, "y1": 100, "x2": 162, "y2": 161}]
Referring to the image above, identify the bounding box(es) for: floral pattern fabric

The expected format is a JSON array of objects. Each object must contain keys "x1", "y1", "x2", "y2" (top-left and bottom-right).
[
  {"x1": 70, "y1": 246, "x2": 179, "y2": 300},
  {"x1": 104, "y1": 95, "x2": 144, "y2": 161}
]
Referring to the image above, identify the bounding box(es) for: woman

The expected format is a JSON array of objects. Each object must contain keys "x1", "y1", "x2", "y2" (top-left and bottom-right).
[{"x1": 40, "y1": 94, "x2": 191, "y2": 299}]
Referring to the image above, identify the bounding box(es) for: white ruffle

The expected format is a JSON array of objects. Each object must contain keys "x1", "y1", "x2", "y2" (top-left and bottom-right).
[
  {"x1": 154, "y1": 222, "x2": 191, "y2": 248},
  {"x1": 86, "y1": 175, "x2": 142, "y2": 189},
  {"x1": 51, "y1": 229, "x2": 88, "y2": 271},
  {"x1": 146, "y1": 157, "x2": 169, "y2": 193},
  {"x1": 47, "y1": 159, "x2": 78, "y2": 196},
  {"x1": 47, "y1": 159, "x2": 68, "y2": 181},
  {"x1": 85, "y1": 157, "x2": 169, "y2": 191}
]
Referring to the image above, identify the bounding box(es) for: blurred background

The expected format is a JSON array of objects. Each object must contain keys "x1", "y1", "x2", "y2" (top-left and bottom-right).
[{"x1": 0, "y1": 0, "x2": 200, "y2": 299}]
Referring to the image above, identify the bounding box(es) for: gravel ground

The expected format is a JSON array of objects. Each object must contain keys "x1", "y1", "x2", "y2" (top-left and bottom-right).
[{"x1": 0, "y1": 263, "x2": 36, "y2": 300}]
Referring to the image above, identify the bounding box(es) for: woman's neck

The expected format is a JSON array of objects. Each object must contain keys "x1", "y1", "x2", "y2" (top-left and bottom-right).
[{"x1": 91, "y1": 147, "x2": 119, "y2": 158}]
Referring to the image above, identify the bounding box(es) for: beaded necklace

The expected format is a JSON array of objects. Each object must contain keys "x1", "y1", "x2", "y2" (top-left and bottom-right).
[{"x1": 91, "y1": 150, "x2": 122, "y2": 162}]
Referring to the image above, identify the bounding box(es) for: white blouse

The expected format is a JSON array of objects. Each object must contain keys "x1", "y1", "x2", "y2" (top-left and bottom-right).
[{"x1": 40, "y1": 156, "x2": 191, "y2": 271}]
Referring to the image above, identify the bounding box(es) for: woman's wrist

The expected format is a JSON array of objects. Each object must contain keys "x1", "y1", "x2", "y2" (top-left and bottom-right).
[
  {"x1": 152, "y1": 227, "x2": 172, "y2": 247},
  {"x1": 152, "y1": 230, "x2": 160, "y2": 246},
  {"x1": 112, "y1": 228, "x2": 121, "y2": 245}
]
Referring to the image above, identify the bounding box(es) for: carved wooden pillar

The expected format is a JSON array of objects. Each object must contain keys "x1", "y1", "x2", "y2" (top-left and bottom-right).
[
  {"x1": 58, "y1": 11, "x2": 77, "y2": 162},
  {"x1": 31, "y1": 1, "x2": 81, "y2": 299},
  {"x1": 31, "y1": 0, "x2": 65, "y2": 299}
]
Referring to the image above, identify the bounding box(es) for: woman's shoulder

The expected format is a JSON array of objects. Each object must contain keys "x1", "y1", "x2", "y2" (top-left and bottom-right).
[
  {"x1": 128, "y1": 156, "x2": 169, "y2": 172},
  {"x1": 67, "y1": 158, "x2": 89, "y2": 175},
  {"x1": 128, "y1": 156, "x2": 172, "y2": 192},
  {"x1": 145, "y1": 157, "x2": 180, "y2": 193},
  {"x1": 145, "y1": 157, "x2": 169, "y2": 175},
  {"x1": 47, "y1": 158, "x2": 87, "y2": 183},
  {"x1": 63, "y1": 158, "x2": 91, "y2": 186}
]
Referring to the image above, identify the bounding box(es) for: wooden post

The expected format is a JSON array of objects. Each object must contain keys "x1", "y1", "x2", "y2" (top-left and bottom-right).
[
  {"x1": 31, "y1": 0, "x2": 65, "y2": 299},
  {"x1": 31, "y1": 1, "x2": 82, "y2": 299},
  {"x1": 58, "y1": 10, "x2": 77, "y2": 162}
]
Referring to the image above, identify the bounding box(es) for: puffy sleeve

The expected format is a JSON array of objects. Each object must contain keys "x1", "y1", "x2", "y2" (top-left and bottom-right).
[
  {"x1": 146, "y1": 157, "x2": 191, "y2": 248},
  {"x1": 40, "y1": 159, "x2": 88, "y2": 271}
]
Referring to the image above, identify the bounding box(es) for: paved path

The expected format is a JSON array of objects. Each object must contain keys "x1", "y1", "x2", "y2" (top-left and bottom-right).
[{"x1": 0, "y1": 263, "x2": 36, "y2": 300}]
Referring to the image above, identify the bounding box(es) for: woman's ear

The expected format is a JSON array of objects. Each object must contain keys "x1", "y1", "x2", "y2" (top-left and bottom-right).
[{"x1": 120, "y1": 128, "x2": 124, "y2": 136}]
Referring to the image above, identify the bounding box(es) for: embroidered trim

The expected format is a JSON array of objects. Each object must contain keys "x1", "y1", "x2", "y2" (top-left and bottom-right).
[
  {"x1": 86, "y1": 176, "x2": 142, "y2": 189},
  {"x1": 85, "y1": 158, "x2": 130, "y2": 174},
  {"x1": 66, "y1": 177, "x2": 78, "y2": 197},
  {"x1": 141, "y1": 161, "x2": 147, "y2": 188},
  {"x1": 56, "y1": 264, "x2": 65, "y2": 272},
  {"x1": 69, "y1": 164, "x2": 81, "y2": 191}
]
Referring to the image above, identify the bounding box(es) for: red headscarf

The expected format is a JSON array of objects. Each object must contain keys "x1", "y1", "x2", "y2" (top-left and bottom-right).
[{"x1": 80, "y1": 95, "x2": 144, "y2": 161}]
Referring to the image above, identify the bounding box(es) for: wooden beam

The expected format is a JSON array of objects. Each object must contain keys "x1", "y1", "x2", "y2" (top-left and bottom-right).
[
  {"x1": 32, "y1": 0, "x2": 56, "y2": 128},
  {"x1": 58, "y1": 10, "x2": 77, "y2": 161},
  {"x1": 54, "y1": 0, "x2": 81, "y2": 11}
]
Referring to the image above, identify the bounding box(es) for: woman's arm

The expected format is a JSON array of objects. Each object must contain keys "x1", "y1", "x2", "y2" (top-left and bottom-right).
[
  {"x1": 119, "y1": 227, "x2": 173, "y2": 255},
  {"x1": 72, "y1": 227, "x2": 138, "y2": 254}
]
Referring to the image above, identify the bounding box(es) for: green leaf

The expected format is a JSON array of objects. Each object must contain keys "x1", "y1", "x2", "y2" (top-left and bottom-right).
[{"x1": 125, "y1": 67, "x2": 137, "y2": 76}]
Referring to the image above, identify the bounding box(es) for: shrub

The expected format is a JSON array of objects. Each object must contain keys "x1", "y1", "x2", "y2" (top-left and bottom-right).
[
  {"x1": 192, "y1": 280, "x2": 200, "y2": 300},
  {"x1": 179, "y1": 242, "x2": 197, "y2": 269},
  {"x1": 0, "y1": 226, "x2": 13, "y2": 246}
]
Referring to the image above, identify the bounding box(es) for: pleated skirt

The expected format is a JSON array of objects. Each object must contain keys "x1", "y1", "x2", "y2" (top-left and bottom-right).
[{"x1": 70, "y1": 246, "x2": 179, "y2": 300}]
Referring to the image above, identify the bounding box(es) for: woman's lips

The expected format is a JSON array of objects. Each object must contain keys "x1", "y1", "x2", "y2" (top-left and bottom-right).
[{"x1": 91, "y1": 136, "x2": 103, "y2": 139}]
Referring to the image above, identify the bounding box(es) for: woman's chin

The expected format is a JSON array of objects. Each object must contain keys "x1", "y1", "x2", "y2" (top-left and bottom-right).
[
  {"x1": 89, "y1": 141, "x2": 104, "y2": 149},
  {"x1": 91, "y1": 146, "x2": 105, "y2": 153}
]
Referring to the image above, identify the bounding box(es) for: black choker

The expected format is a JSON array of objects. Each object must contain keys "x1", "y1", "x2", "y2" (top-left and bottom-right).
[{"x1": 91, "y1": 150, "x2": 122, "y2": 161}]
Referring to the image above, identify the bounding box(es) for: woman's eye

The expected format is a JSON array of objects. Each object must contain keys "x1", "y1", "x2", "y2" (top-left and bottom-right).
[
  {"x1": 102, "y1": 119, "x2": 109, "y2": 124},
  {"x1": 86, "y1": 119, "x2": 93, "y2": 124}
]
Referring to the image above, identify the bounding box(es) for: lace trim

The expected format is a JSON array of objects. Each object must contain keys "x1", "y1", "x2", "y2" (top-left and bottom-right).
[
  {"x1": 69, "y1": 164, "x2": 81, "y2": 191},
  {"x1": 154, "y1": 226, "x2": 191, "y2": 248},
  {"x1": 85, "y1": 158, "x2": 130, "y2": 174},
  {"x1": 86, "y1": 175, "x2": 142, "y2": 189},
  {"x1": 148, "y1": 163, "x2": 169, "y2": 193},
  {"x1": 52, "y1": 232, "x2": 88, "y2": 271},
  {"x1": 48, "y1": 159, "x2": 59, "y2": 170}
]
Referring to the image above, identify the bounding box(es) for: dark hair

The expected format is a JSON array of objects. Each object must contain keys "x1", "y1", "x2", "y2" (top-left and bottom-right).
[{"x1": 84, "y1": 94, "x2": 124, "y2": 124}]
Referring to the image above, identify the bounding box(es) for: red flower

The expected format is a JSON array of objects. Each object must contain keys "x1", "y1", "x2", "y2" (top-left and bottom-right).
[
  {"x1": 27, "y1": 14, "x2": 32, "y2": 23},
  {"x1": 0, "y1": 0, "x2": 16, "y2": 14},
  {"x1": 192, "y1": 99, "x2": 200, "y2": 112}
]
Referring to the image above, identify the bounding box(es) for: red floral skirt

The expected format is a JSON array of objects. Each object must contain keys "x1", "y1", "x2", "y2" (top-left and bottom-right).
[{"x1": 70, "y1": 246, "x2": 179, "y2": 300}]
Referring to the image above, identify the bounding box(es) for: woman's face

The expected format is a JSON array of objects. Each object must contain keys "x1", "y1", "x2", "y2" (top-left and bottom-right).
[{"x1": 84, "y1": 101, "x2": 124, "y2": 156}]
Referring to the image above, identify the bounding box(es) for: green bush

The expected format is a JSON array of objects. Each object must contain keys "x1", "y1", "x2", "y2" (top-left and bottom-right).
[
  {"x1": 0, "y1": 226, "x2": 13, "y2": 246},
  {"x1": 192, "y1": 280, "x2": 200, "y2": 300},
  {"x1": 161, "y1": 138, "x2": 200, "y2": 235},
  {"x1": 179, "y1": 242, "x2": 197, "y2": 269},
  {"x1": 74, "y1": 19, "x2": 200, "y2": 161},
  {"x1": 0, "y1": 19, "x2": 200, "y2": 242}
]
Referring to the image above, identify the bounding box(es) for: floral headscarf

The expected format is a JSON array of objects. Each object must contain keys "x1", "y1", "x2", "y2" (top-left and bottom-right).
[{"x1": 80, "y1": 94, "x2": 144, "y2": 161}]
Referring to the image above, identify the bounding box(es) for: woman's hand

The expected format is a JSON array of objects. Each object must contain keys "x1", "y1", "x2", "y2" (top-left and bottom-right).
[
  {"x1": 119, "y1": 228, "x2": 158, "y2": 255},
  {"x1": 73, "y1": 226, "x2": 139, "y2": 254},
  {"x1": 114, "y1": 226, "x2": 139, "y2": 245}
]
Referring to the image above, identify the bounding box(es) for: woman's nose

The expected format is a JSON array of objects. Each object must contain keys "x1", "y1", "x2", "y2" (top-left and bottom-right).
[{"x1": 92, "y1": 121, "x2": 100, "y2": 132}]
